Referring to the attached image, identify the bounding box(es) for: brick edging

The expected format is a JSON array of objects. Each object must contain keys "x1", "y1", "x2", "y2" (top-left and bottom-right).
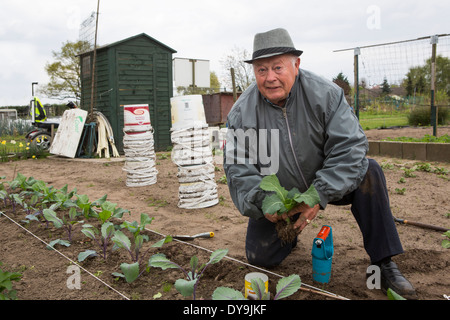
[{"x1": 368, "y1": 140, "x2": 450, "y2": 162}]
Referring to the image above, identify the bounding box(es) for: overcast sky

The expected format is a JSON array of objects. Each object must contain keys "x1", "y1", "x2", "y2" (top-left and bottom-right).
[{"x1": 0, "y1": 0, "x2": 449, "y2": 106}]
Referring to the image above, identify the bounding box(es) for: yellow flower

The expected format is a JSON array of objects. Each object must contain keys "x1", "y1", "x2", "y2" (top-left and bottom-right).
[
  {"x1": 1, "y1": 140, "x2": 5, "y2": 145},
  {"x1": 26, "y1": 147, "x2": 30, "y2": 150},
  {"x1": 19, "y1": 142, "x2": 24, "y2": 148},
  {"x1": 27, "y1": 142, "x2": 30, "y2": 146},
  {"x1": 32, "y1": 155, "x2": 36, "y2": 159}
]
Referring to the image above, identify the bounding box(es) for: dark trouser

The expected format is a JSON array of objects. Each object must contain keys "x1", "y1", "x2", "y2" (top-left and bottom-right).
[{"x1": 245, "y1": 159, "x2": 404, "y2": 268}]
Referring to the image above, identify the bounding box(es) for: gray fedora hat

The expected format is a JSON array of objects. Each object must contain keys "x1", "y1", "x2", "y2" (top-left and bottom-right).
[{"x1": 244, "y1": 28, "x2": 303, "y2": 64}]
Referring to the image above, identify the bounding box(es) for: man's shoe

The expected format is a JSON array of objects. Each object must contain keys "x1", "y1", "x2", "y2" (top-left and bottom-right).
[{"x1": 380, "y1": 260, "x2": 418, "y2": 299}]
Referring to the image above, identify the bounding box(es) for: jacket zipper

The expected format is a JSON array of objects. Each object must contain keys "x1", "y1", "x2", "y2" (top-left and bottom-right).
[{"x1": 282, "y1": 107, "x2": 308, "y2": 189}]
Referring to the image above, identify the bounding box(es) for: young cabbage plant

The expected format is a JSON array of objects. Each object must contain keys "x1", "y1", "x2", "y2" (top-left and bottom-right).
[
  {"x1": 260, "y1": 174, "x2": 321, "y2": 244},
  {"x1": 78, "y1": 221, "x2": 116, "y2": 261},
  {"x1": 0, "y1": 176, "x2": 6, "y2": 191},
  {"x1": 113, "y1": 213, "x2": 155, "y2": 263},
  {"x1": 23, "y1": 209, "x2": 50, "y2": 228},
  {"x1": 76, "y1": 194, "x2": 107, "y2": 219},
  {"x1": 387, "y1": 288, "x2": 406, "y2": 300},
  {"x1": 260, "y1": 174, "x2": 320, "y2": 219},
  {"x1": 7, "y1": 193, "x2": 24, "y2": 214},
  {"x1": 148, "y1": 248, "x2": 229, "y2": 299},
  {"x1": 0, "y1": 189, "x2": 8, "y2": 208},
  {"x1": 0, "y1": 262, "x2": 23, "y2": 300},
  {"x1": 212, "y1": 274, "x2": 301, "y2": 301},
  {"x1": 0, "y1": 186, "x2": 26, "y2": 215},
  {"x1": 110, "y1": 213, "x2": 172, "y2": 283},
  {"x1": 29, "y1": 180, "x2": 60, "y2": 207},
  {"x1": 8, "y1": 173, "x2": 37, "y2": 192},
  {"x1": 77, "y1": 202, "x2": 128, "y2": 262},
  {"x1": 112, "y1": 235, "x2": 172, "y2": 283},
  {"x1": 43, "y1": 208, "x2": 83, "y2": 243},
  {"x1": 97, "y1": 201, "x2": 128, "y2": 224},
  {"x1": 51, "y1": 186, "x2": 78, "y2": 209}
]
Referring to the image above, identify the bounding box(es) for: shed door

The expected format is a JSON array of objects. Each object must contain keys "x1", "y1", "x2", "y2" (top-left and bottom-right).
[
  {"x1": 116, "y1": 51, "x2": 155, "y2": 149},
  {"x1": 117, "y1": 51, "x2": 154, "y2": 105},
  {"x1": 116, "y1": 50, "x2": 171, "y2": 151}
]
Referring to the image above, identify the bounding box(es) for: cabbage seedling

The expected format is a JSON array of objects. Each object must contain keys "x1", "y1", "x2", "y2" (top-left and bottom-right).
[
  {"x1": 43, "y1": 208, "x2": 83, "y2": 243},
  {"x1": 111, "y1": 214, "x2": 172, "y2": 283},
  {"x1": 259, "y1": 174, "x2": 320, "y2": 243},
  {"x1": 148, "y1": 248, "x2": 228, "y2": 299},
  {"x1": 79, "y1": 222, "x2": 115, "y2": 261},
  {"x1": 212, "y1": 274, "x2": 301, "y2": 300}
]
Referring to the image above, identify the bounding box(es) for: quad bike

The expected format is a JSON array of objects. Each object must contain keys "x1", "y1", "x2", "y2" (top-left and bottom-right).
[{"x1": 25, "y1": 97, "x2": 77, "y2": 151}]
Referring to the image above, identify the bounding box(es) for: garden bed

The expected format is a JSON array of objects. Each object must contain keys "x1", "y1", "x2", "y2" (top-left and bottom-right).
[
  {"x1": 0, "y1": 126, "x2": 449, "y2": 301},
  {"x1": 0, "y1": 208, "x2": 336, "y2": 301}
]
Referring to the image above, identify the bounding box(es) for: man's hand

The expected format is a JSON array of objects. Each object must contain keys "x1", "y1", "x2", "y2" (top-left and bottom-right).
[
  {"x1": 292, "y1": 203, "x2": 320, "y2": 231},
  {"x1": 264, "y1": 202, "x2": 320, "y2": 232}
]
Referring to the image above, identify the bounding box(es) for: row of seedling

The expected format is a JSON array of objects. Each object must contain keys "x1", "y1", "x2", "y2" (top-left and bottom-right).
[{"x1": 0, "y1": 173, "x2": 301, "y2": 300}]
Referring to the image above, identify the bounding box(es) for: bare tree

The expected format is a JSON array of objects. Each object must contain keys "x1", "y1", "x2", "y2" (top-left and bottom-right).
[{"x1": 220, "y1": 46, "x2": 255, "y2": 92}]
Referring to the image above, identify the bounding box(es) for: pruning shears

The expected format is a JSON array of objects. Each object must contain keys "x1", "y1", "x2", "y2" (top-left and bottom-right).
[{"x1": 172, "y1": 232, "x2": 214, "y2": 241}]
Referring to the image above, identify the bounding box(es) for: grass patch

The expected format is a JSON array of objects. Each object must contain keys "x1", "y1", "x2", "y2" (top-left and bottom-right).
[
  {"x1": 358, "y1": 114, "x2": 409, "y2": 130},
  {"x1": 383, "y1": 134, "x2": 450, "y2": 143}
]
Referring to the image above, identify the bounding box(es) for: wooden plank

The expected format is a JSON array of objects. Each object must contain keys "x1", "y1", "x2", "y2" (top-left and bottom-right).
[{"x1": 49, "y1": 109, "x2": 88, "y2": 158}]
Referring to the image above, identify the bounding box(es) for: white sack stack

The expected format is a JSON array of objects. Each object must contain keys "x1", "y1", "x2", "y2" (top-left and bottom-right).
[
  {"x1": 122, "y1": 105, "x2": 158, "y2": 187},
  {"x1": 170, "y1": 95, "x2": 218, "y2": 209}
]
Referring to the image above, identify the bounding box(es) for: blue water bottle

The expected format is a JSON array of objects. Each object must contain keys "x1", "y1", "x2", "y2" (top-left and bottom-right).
[{"x1": 311, "y1": 225, "x2": 333, "y2": 283}]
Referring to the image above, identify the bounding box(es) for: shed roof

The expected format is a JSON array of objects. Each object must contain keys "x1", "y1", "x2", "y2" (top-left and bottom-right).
[{"x1": 79, "y1": 33, "x2": 177, "y2": 56}]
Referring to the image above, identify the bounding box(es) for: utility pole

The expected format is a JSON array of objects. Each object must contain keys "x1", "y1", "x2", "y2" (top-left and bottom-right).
[
  {"x1": 89, "y1": 0, "x2": 100, "y2": 120},
  {"x1": 353, "y1": 48, "x2": 360, "y2": 119},
  {"x1": 230, "y1": 68, "x2": 237, "y2": 102},
  {"x1": 189, "y1": 59, "x2": 197, "y2": 93},
  {"x1": 430, "y1": 35, "x2": 438, "y2": 137},
  {"x1": 32, "y1": 82, "x2": 38, "y2": 97}
]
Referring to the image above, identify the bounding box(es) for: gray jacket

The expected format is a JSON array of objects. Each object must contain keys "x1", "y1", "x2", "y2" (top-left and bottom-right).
[{"x1": 224, "y1": 68, "x2": 369, "y2": 219}]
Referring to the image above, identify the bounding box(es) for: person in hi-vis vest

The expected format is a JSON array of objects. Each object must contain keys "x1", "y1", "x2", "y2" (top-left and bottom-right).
[{"x1": 31, "y1": 97, "x2": 47, "y2": 122}]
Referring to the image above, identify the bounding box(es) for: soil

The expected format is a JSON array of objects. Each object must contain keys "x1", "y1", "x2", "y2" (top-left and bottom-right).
[
  {"x1": 0, "y1": 126, "x2": 449, "y2": 301},
  {"x1": 276, "y1": 219, "x2": 300, "y2": 245}
]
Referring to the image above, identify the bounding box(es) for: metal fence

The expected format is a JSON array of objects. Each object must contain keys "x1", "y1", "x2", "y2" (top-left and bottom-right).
[{"x1": 335, "y1": 34, "x2": 450, "y2": 135}]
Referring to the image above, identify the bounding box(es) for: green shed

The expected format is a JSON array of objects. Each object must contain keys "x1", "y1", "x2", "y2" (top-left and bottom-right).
[{"x1": 79, "y1": 33, "x2": 177, "y2": 152}]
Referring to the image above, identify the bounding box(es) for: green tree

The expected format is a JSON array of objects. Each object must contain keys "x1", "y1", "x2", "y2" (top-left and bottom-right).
[
  {"x1": 40, "y1": 40, "x2": 92, "y2": 103},
  {"x1": 403, "y1": 55, "x2": 450, "y2": 96},
  {"x1": 381, "y1": 77, "x2": 391, "y2": 95},
  {"x1": 176, "y1": 72, "x2": 221, "y2": 95},
  {"x1": 405, "y1": 74, "x2": 414, "y2": 96},
  {"x1": 332, "y1": 72, "x2": 351, "y2": 95},
  {"x1": 210, "y1": 71, "x2": 221, "y2": 92},
  {"x1": 416, "y1": 75, "x2": 426, "y2": 94}
]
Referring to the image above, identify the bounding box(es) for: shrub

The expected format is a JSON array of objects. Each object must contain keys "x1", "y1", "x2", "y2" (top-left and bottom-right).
[
  {"x1": 408, "y1": 107, "x2": 449, "y2": 126},
  {"x1": 0, "y1": 119, "x2": 34, "y2": 136}
]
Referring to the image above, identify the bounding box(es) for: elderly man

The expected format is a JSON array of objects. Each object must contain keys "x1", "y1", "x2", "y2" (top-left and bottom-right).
[{"x1": 224, "y1": 28, "x2": 417, "y2": 299}]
